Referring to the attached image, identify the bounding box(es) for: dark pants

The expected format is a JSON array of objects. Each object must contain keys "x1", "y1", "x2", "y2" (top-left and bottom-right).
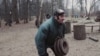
[{"x1": 40, "y1": 46, "x2": 58, "y2": 56}]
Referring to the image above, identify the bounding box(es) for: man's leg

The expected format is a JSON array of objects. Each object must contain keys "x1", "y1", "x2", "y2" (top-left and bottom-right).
[
  {"x1": 40, "y1": 52, "x2": 48, "y2": 56},
  {"x1": 50, "y1": 46, "x2": 59, "y2": 56},
  {"x1": 36, "y1": 46, "x2": 48, "y2": 56}
]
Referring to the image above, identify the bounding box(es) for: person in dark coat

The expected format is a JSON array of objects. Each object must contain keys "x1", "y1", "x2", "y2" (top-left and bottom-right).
[
  {"x1": 46, "y1": 14, "x2": 51, "y2": 19},
  {"x1": 35, "y1": 9, "x2": 66, "y2": 56}
]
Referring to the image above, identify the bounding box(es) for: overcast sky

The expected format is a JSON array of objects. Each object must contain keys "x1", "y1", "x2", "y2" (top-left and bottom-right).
[
  {"x1": 64, "y1": 0, "x2": 100, "y2": 12},
  {"x1": 64, "y1": 0, "x2": 91, "y2": 11}
]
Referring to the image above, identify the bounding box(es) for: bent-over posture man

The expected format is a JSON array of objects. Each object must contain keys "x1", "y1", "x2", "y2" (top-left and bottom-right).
[{"x1": 35, "y1": 9, "x2": 66, "y2": 56}]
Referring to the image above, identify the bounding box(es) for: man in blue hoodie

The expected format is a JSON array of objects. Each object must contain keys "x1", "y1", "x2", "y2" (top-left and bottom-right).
[{"x1": 35, "y1": 9, "x2": 66, "y2": 56}]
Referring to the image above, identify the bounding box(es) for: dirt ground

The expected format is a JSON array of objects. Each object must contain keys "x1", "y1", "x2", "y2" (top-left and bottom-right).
[{"x1": 0, "y1": 18, "x2": 100, "y2": 56}]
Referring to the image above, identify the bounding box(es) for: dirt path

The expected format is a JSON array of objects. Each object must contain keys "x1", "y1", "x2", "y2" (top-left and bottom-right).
[{"x1": 0, "y1": 20, "x2": 100, "y2": 56}]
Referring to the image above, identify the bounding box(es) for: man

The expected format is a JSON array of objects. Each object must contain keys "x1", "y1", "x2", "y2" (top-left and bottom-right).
[{"x1": 35, "y1": 9, "x2": 66, "y2": 56}]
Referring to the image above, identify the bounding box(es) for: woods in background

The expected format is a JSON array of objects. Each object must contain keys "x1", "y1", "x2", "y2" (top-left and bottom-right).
[{"x1": 0, "y1": 0, "x2": 100, "y2": 27}]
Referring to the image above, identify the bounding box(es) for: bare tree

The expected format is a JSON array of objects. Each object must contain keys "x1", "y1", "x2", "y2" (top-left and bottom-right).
[
  {"x1": 0, "y1": 8, "x2": 1, "y2": 27},
  {"x1": 28, "y1": 0, "x2": 32, "y2": 21},
  {"x1": 85, "y1": 0, "x2": 88, "y2": 17},
  {"x1": 4, "y1": 0, "x2": 12, "y2": 26},
  {"x1": 77, "y1": 0, "x2": 84, "y2": 17},
  {"x1": 4, "y1": 0, "x2": 7, "y2": 24},
  {"x1": 18, "y1": 0, "x2": 25, "y2": 21},
  {"x1": 0, "y1": 0, "x2": 6, "y2": 27},
  {"x1": 72, "y1": 0, "x2": 74, "y2": 17},
  {"x1": 19, "y1": 0, "x2": 29, "y2": 23},
  {"x1": 38, "y1": 0, "x2": 44, "y2": 27},
  {"x1": 58, "y1": 0, "x2": 64, "y2": 9},
  {"x1": 35, "y1": 0, "x2": 44, "y2": 27},
  {"x1": 51, "y1": 0, "x2": 53, "y2": 15},
  {"x1": 24, "y1": 0, "x2": 29, "y2": 23},
  {"x1": 65, "y1": 0, "x2": 69, "y2": 16},
  {"x1": 0, "y1": 18, "x2": 1, "y2": 27},
  {"x1": 88, "y1": 0, "x2": 100, "y2": 19},
  {"x1": 35, "y1": 0, "x2": 40, "y2": 27},
  {"x1": 12, "y1": 0, "x2": 19, "y2": 24}
]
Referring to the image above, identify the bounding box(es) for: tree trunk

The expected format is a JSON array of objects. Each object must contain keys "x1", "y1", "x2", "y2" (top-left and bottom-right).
[
  {"x1": 26, "y1": 0, "x2": 29, "y2": 23},
  {"x1": 35, "y1": 0, "x2": 40, "y2": 27},
  {"x1": 87, "y1": 0, "x2": 100, "y2": 19},
  {"x1": 12, "y1": 0, "x2": 19, "y2": 24},
  {"x1": 0, "y1": 18, "x2": 1, "y2": 27},
  {"x1": 73, "y1": 25, "x2": 86, "y2": 40},
  {"x1": 23, "y1": 0, "x2": 29, "y2": 23},
  {"x1": 72, "y1": 0, "x2": 74, "y2": 17},
  {"x1": 85, "y1": 0, "x2": 87, "y2": 17},
  {"x1": 40, "y1": 9, "x2": 43, "y2": 24},
  {"x1": 93, "y1": 0, "x2": 96, "y2": 16},
  {"x1": 64, "y1": 22, "x2": 71, "y2": 33},
  {"x1": 4, "y1": 0, "x2": 8, "y2": 25},
  {"x1": 80, "y1": 0, "x2": 83, "y2": 17},
  {"x1": 19, "y1": 0, "x2": 24, "y2": 21},
  {"x1": 35, "y1": 0, "x2": 44, "y2": 28},
  {"x1": 0, "y1": 8, "x2": 1, "y2": 27},
  {"x1": 28, "y1": 1, "x2": 32, "y2": 21},
  {"x1": 51, "y1": 0, "x2": 53, "y2": 15},
  {"x1": 4, "y1": 0, "x2": 12, "y2": 26}
]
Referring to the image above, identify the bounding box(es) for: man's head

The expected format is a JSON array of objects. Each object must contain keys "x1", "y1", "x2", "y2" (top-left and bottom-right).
[{"x1": 54, "y1": 9, "x2": 65, "y2": 24}]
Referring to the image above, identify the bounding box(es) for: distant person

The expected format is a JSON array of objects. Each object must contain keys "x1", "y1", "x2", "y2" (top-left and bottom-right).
[
  {"x1": 46, "y1": 14, "x2": 51, "y2": 19},
  {"x1": 35, "y1": 9, "x2": 66, "y2": 56},
  {"x1": 5, "y1": 13, "x2": 12, "y2": 26}
]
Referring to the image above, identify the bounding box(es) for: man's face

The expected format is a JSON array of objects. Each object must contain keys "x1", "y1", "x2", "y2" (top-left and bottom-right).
[{"x1": 56, "y1": 14, "x2": 65, "y2": 24}]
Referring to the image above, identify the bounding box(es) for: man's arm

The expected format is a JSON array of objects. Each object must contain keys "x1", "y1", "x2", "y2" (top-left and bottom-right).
[
  {"x1": 35, "y1": 25, "x2": 49, "y2": 56},
  {"x1": 63, "y1": 23, "x2": 67, "y2": 34}
]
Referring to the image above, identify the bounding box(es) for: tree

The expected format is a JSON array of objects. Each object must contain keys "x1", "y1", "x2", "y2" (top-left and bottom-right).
[
  {"x1": 23, "y1": 0, "x2": 29, "y2": 23},
  {"x1": 77, "y1": 0, "x2": 84, "y2": 17},
  {"x1": 35, "y1": 0, "x2": 41, "y2": 27},
  {"x1": 72, "y1": 0, "x2": 74, "y2": 17},
  {"x1": 65, "y1": 0, "x2": 69, "y2": 16},
  {"x1": 0, "y1": 18, "x2": 1, "y2": 27},
  {"x1": 57, "y1": 0, "x2": 64, "y2": 9},
  {"x1": 18, "y1": 0, "x2": 29, "y2": 23},
  {"x1": 4, "y1": 0, "x2": 12, "y2": 26},
  {"x1": 28, "y1": 0, "x2": 32, "y2": 21},
  {"x1": 0, "y1": 8, "x2": 1, "y2": 27},
  {"x1": 87, "y1": 0, "x2": 100, "y2": 19},
  {"x1": 0, "y1": 0, "x2": 6, "y2": 27},
  {"x1": 18, "y1": 0, "x2": 25, "y2": 21},
  {"x1": 12, "y1": 0, "x2": 19, "y2": 24},
  {"x1": 85, "y1": 0, "x2": 88, "y2": 16}
]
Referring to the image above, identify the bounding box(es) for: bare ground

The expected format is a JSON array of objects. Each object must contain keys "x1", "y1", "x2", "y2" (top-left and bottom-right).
[{"x1": 0, "y1": 18, "x2": 100, "y2": 56}]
